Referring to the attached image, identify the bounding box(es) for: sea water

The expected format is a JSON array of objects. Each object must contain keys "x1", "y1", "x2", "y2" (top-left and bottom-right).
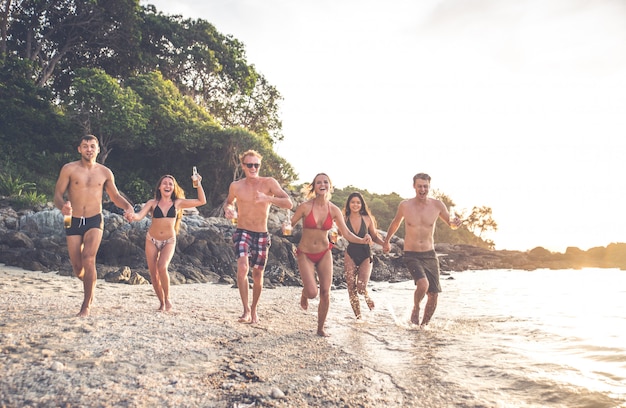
[{"x1": 327, "y1": 268, "x2": 626, "y2": 407}]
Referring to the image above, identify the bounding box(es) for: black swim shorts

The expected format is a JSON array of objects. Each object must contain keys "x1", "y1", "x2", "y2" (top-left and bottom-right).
[
  {"x1": 65, "y1": 214, "x2": 104, "y2": 236},
  {"x1": 404, "y1": 250, "x2": 442, "y2": 293}
]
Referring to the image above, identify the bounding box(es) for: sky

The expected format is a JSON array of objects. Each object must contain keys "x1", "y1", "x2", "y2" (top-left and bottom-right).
[{"x1": 140, "y1": 0, "x2": 626, "y2": 253}]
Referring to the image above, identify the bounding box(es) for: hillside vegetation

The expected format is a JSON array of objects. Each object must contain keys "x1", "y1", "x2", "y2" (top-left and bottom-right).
[{"x1": 0, "y1": 0, "x2": 495, "y2": 248}]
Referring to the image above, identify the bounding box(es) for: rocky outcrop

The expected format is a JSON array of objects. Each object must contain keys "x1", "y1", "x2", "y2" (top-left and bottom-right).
[{"x1": 1, "y1": 203, "x2": 625, "y2": 288}]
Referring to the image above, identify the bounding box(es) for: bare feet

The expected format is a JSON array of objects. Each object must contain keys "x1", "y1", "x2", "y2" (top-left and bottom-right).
[
  {"x1": 238, "y1": 312, "x2": 251, "y2": 323},
  {"x1": 317, "y1": 329, "x2": 330, "y2": 337},
  {"x1": 165, "y1": 300, "x2": 172, "y2": 312},
  {"x1": 410, "y1": 307, "x2": 420, "y2": 325},
  {"x1": 76, "y1": 307, "x2": 90, "y2": 317},
  {"x1": 250, "y1": 310, "x2": 260, "y2": 324},
  {"x1": 300, "y1": 292, "x2": 308, "y2": 310}
]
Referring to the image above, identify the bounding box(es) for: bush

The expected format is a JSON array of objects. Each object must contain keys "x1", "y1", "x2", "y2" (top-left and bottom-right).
[
  {"x1": 0, "y1": 173, "x2": 36, "y2": 196},
  {"x1": 123, "y1": 178, "x2": 154, "y2": 205},
  {"x1": 10, "y1": 190, "x2": 48, "y2": 209}
]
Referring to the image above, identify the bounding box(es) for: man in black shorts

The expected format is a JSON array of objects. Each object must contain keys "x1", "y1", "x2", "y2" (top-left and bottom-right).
[
  {"x1": 382, "y1": 173, "x2": 460, "y2": 327},
  {"x1": 54, "y1": 135, "x2": 134, "y2": 317}
]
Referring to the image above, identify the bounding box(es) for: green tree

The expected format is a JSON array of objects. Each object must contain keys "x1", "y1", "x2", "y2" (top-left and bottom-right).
[
  {"x1": 0, "y1": 56, "x2": 76, "y2": 181},
  {"x1": 138, "y1": 7, "x2": 283, "y2": 143},
  {"x1": 65, "y1": 68, "x2": 148, "y2": 163},
  {"x1": 4, "y1": 0, "x2": 140, "y2": 88},
  {"x1": 465, "y1": 206, "x2": 498, "y2": 245}
]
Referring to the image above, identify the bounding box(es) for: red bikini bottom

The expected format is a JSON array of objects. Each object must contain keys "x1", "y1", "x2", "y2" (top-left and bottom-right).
[{"x1": 297, "y1": 242, "x2": 333, "y2": 265}]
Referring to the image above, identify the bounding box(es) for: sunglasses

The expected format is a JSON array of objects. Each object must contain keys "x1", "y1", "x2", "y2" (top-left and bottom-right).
[{"x1": 243, "y1": 163, "x2": 260, "y2": 169}]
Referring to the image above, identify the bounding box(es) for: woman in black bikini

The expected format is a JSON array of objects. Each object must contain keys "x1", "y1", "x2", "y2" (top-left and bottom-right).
[
  {"x1": 131, "y1": 174, "x2": 206, "y2": 311},
  {"x1": 343, "y1": 192, "x2": 385, "y2": 320},
  {"x1": 290, "y1": 173, "x2": 371, "y2": 336}
]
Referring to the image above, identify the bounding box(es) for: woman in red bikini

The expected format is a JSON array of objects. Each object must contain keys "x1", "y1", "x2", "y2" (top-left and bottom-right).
[
  {"x1": 290, "y1": 173, "x2": 371, "y2": 336},
  {"x1": 131, "y1": 174, "x2": 206, "y2": 311}
]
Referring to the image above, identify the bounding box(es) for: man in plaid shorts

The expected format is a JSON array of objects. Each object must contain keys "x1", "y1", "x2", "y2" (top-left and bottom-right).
[{"x1": 224, "y1": 150, "x2": 293, "y2": 324}]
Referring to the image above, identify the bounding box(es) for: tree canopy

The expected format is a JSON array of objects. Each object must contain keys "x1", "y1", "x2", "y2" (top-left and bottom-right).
[{"x1": 0, "y1": 0, "x2": 495, "y2": 248}]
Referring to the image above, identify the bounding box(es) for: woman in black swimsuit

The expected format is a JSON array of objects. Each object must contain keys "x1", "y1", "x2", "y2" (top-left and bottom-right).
[
  {"x1": 343, "y1": 192, "x2": 385, "y2": 320},
  {"x1": 131, "y1": 174, "x2": 206, "y2": 311}
]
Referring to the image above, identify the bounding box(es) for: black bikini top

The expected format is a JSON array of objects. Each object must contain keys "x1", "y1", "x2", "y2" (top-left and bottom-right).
[{"x1": 153, "y1": 202, "x2": 176, "y2": 219}]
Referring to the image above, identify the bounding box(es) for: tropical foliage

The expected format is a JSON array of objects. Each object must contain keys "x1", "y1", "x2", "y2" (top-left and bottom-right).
[{"x1": 0, "y1": 0, "x2": 495, "y2": 248}]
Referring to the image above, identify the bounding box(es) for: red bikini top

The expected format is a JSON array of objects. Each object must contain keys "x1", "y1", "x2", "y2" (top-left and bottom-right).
[{"x1": 303, "y1": 203, "x2": 333, "y2": 231}]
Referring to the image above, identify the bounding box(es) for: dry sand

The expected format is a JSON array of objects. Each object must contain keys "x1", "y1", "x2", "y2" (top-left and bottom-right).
[{"x1": 0, "y1": 265, "x2": 407, "y2": 407}]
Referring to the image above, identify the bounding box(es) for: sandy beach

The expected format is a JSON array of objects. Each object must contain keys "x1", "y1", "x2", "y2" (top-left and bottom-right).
[{"x1": 0, "y1": 264, "x2": 407, "y2": 408}]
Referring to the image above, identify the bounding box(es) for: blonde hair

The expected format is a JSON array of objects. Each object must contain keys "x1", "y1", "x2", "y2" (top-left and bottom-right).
[
  {"x1": 240, "y1": 150, "x2": 263, "y2": 163},
  {"x1": 306, "y1": 173, "x2": 333, "y2": 199}
]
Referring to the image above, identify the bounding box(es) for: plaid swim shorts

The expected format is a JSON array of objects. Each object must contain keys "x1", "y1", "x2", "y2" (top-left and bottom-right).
[{"x1": 232, "y1": 229, "x2": 271, "y2": 270}]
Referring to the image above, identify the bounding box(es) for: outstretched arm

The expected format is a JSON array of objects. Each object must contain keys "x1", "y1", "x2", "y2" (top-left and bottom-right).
[
  {"x1": 290, "y1": 201, "x2": 308, "y2": 227},
  {"x1": 367, "y1": 217, "x2": 385, "y2": 246},
  {"x1": 179, "y1": 175, "x2": 207, "y2": 209},
  {"x1": 104, "y1": 169, "x2": 134, "y2": 217},
  {"x1": 383, "y1": 201, "x2": 405, "y2": 252},
  {"x1": 332, "y1": 205, "x2": 370, "y2": 244},
  {"x1": 132, "y1": 200, "x2": 155, "y2": 221}
]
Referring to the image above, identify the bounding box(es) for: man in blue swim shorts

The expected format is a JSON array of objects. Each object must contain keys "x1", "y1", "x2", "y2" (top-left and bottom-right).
[
  {"x1": 54, "y1": 135, "x2": 134, "y2": 317},
  {"x1": 382, "y1": 173, "x2": 461, "y2": 327}
]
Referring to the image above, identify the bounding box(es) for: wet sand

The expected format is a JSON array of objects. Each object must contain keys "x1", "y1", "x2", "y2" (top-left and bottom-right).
[{"x1": 0, "y1": 265, "x2": 407, "y2": 407}]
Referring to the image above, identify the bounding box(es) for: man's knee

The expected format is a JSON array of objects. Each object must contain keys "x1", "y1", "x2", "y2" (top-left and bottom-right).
[
  {"x1": 417, "y1": 277, "x2": 429, "y2": 292},
  {"x1": 81, "y1": 253, "x2": 97, "y2": 266},
  {"x1": 236, "y1": 256, "x2": 250, "y2": 272},
  {"x1": 70, "y1": 257, "x2": 82, "y2": 270},
  {"x1": 251, "y1": 267, "x2": 264, "y2": 281}
]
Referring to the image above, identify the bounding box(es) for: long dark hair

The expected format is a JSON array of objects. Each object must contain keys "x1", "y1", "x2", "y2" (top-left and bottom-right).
[
  {"x1": 154, "y1": 175, "x2": 185, "y2": 234},
  {"x1": 343, "y1": 192, "x2": 377, "y2": 229}
]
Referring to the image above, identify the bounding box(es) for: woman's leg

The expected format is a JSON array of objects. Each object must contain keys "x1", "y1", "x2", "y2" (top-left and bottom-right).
[
  {"x1": 156, "y1": 240, "x2": 176, "y2": 311},
  {"x1": 145, "y1": 237, "x2": 164, "y2": 309},
  {"x1": 344, "y1": 254, "x2": 361, "y2": 318},
  {"x1": 296, "y1": 251, "x2": 319, "y2": 311},
  {"x1": 315, "y1": 251, "x2": 334, "y2": 337},
  {"x1": 357, "y1": 258, "x2": 375, "y2": 310}
]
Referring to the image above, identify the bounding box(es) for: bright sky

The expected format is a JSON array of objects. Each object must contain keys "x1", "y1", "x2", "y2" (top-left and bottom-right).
[{"x1": 141, "y1": 0, "x2": 626, "y2": 252}]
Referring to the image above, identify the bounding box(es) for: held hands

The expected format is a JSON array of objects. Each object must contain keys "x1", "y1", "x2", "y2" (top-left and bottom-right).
[
  {"x1": 382, "y1": 242, "x2": 391, "y2": 253},
  {"x1": 123, "y1": 208, "x2": 135, "y2": 223}
]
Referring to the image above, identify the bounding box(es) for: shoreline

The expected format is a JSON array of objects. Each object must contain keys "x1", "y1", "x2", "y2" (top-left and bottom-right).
[{"x1": 0, "y1": 264, "x2": 412, "y2": 407}]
